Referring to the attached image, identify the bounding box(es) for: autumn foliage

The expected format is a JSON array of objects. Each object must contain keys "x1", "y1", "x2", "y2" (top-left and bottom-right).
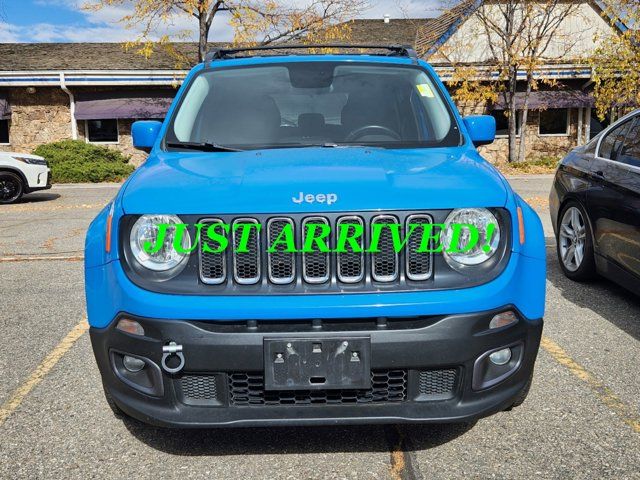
[{"x1": 84, "y1": 0, "x2": 365, "y2": 65}]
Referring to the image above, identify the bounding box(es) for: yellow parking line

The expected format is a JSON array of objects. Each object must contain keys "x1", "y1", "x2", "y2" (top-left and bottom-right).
[
  {"x1": 540, "y1": 336, "x2": 640, "y2": 434},
  {"x1": 0, "y1": 320, "x2": 88, "y2": 427},
  {"x1": 0, "y1": 255, "x2": 84, "y2": 263},
  {"x1": 2, "y1": 203, "x2": 105, "y2": 213}
]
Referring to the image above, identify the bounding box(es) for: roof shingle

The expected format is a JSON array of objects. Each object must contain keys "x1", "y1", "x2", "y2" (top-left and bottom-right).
[
  {"x1": 345, "y1": 18, "x2": 433, "y2": 46},
  {"x1": 0, "y1": 17, "x2": 432, "y2": 72},
  {"x1": 0, "y1": 42, "x2": 200, "y2": 71}
]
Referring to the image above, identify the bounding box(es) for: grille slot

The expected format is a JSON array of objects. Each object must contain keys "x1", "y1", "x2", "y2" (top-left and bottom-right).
[
  {"x1": 267, "y1": 218, "x2": 296, "y2": 284},
  {"x1": 179, "y1": 374, "x2": 220, "y2": 406},
  {"x1": 336, "y1": 216, "x2": 365, "y2": 283},
  {"x1": 199, "y1": 218, "x2": 227, "y2": 285},
  {"x1": 229, "y1": 370, "x2": 407, "y2": 406},
  {"x1": 232, "y1": 218, "x2": 261, "y2": 285},
  {"x1": 302, "y1": 217, "x2": 330, "y2": 284},
  {"x1": 418, "y1": 368, "x2": 458, "y2": 398},
  {"x1": 371, "y1": 215, "x2": 399, "y2": 282},
  {"x1": 406, "y1": 215, "x2": 434, "y2": 281}
]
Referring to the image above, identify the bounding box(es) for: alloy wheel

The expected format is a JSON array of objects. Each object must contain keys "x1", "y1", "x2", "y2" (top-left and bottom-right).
[
  {"x1": 0, "y1": 177, "x2": 20, "y2": 203},
  {"x1": 559, "y1": 206, "x2": 587, "y2": 272}
]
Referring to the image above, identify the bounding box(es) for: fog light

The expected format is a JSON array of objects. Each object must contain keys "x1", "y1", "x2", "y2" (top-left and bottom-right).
[
  {"x1": 489, "y1": 311, "x2": 517, "y2": 329},
  {"x1": 489, "y1": 348, "x2": 512, "y2": 366},
  {"x1": 123, "y1": 355, "x2": 145, "y2": 372},
  {"x1": 116, "y1": 318, "x2": 144, "y2": 336}
]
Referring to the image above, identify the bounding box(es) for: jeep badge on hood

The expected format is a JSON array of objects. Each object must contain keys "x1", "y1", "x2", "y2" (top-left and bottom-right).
[{"x1": 292, "y1": 192, "x2": 338, "y2": 205}]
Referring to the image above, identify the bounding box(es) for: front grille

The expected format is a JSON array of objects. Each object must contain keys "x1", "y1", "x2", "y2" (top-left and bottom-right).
[
  {"x1": 417, "y1": 368, "x2": 458, "y2": 398},
  {"x1": 229, "y1": 370, "x2": 407, "y2": 406},
  {"x1": 199, "y1": 212, "x2": 435, "y2": 292}
]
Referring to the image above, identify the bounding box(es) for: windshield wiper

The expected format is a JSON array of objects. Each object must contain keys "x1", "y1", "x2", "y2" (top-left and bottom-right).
[
  {"x1": 166, "y1": 141, "x2": 242, "y2": 152},
  {"x1": 243, "y1": 142, "x2": 372, "y2": 150}
]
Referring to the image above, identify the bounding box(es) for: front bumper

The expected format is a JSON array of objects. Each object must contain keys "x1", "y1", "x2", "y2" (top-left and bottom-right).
[
  {"x1": 92, "y1": 307, "x2": 542, "y2": 428},
  {"x1": 26, "y1": 168, "x2": 52, "y2": 193},
  {"x1": 23, "y1": 165, "x2": 51, "y2": 192}
]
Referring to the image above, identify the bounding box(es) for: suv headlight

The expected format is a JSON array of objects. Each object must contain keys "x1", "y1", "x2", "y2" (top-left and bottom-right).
[
  {"x1": 129, "y1": 214, "x2": 190, "y2": 272},
  {"x1": 13, "y1": 156, "x2": 47, "y2": 166},
  {"x1": 442, "y1": 208, "x2": 500, "y2": 269}
]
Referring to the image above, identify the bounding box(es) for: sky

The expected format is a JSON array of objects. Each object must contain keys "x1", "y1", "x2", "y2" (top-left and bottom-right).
[{"x1": 0, "y1": 0, "x2": 445, "y2": 43}]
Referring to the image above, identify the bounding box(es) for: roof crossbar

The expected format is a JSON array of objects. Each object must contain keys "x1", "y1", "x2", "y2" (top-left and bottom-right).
[{"x1": 205, "y1": 44, "x2": 418, "y2": 62}]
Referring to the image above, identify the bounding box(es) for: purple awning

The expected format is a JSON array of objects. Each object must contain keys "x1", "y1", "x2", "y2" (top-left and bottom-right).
[
  {"x1": 0, "y1": 94, "x2": 11, "y2": 120},
  {"x1": 493, "y1": 90, "x2": 595, "y2": 110},
  {"x1": 75, "y1": 90, "x2": 175, "y2": 120}
]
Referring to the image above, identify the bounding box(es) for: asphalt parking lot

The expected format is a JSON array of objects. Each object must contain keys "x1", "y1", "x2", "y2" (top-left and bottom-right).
[{"x1": 1, "y1": 177, "x2": 639, "y2": 480}]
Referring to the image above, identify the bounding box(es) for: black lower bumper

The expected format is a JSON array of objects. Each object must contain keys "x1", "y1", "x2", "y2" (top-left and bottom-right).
[
  {"x1": 91, "y1": 307, "x2": 543, "y2": 428},
  {"x1": 26, "y1": 184, "x2": 52, "y2": 193}
]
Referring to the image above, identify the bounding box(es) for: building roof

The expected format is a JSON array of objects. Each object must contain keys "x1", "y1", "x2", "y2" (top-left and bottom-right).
[
  {"x1": 0, "y1": 18, "x2": 432, "y2": 72},
  {"x1": 415, "y1": 0, "x2": 480, "y2": 57},
  {"x1": 345, "y1": 18, "x2": 433, "y2": 47},
  {"x1": 0, "y1": 43, "x2": 200, "y2": 71}
]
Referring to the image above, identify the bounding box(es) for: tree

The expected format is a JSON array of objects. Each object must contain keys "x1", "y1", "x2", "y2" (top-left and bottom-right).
[
  {"x1": 84, "y1": 0, "x2": 365, "y2": 65},
  {"x1": 432, "y1": 0, "x2": 580, "y2": 162},
  {"x1": 590, "y1": 0, "x2": 639, "y2": 120}
]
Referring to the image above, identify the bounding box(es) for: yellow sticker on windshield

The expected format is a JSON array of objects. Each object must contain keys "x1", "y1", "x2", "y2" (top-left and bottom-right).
[{"x1": 417, "y1": 84, "x2": 434, "y2": 98}]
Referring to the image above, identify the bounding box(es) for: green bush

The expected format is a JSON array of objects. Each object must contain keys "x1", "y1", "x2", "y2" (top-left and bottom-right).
[{"x1": 33, "y1": 140, "x2": 135, "y2": 183}]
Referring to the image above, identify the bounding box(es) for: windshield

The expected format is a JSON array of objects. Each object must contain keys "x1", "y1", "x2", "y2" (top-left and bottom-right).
[{"x1": 166, "y1": 62, "x2": 461, "y2": 150}]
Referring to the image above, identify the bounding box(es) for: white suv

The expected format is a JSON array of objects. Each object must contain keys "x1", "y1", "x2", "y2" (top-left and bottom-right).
[{"x1": 0, "y1": 152, "x2": 51, "y2": 204}]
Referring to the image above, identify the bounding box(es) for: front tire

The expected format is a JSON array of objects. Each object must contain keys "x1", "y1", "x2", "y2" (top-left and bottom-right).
[
  {"x1": 0, "y1": 171, "x2": 24, "y2": 204},
  {"x1": 557, "y1": 201, "x2": 596, "y2": 281}
]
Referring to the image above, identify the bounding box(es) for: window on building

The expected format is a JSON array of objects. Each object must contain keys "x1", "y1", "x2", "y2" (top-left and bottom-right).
[
  {"x1": 599, "y1": 119, "x2": 633, "y2": 161},
  {"x1": 618, "y1": 117, "x2": 640, "y2": 168},
  {"x1": 539, "y1": 109, "x2": 569, "y2": 136},
  {"x1": 0, "y1": 120, "x2": 9, "y2": 144},
  {"x1": 491, "y1": 110, "x2": 521, "y2": 137},
  {"x1": 86, "y1": 119, "x2": 119, "y2": 143}
]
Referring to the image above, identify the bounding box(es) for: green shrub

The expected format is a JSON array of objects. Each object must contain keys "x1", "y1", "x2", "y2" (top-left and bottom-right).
[{"x1": 33, "y1": 140, "x2": 135, "y2": 183}]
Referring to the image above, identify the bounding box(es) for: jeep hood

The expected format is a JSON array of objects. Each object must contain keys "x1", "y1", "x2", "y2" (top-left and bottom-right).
[{"x1": 121, "y1": 147, "x2": 509, "y2": 214}]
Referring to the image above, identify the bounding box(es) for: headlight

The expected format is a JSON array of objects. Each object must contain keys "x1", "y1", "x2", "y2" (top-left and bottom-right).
[
  {"x1": 13, "y1": 156, "x2": 47, "y2": 166},
  {"x1": 442, "y1": 208, "x2": 500, "y2": 268},
  {"x1": 129, "y1": 214, "x2": 190, "y2": 272}
]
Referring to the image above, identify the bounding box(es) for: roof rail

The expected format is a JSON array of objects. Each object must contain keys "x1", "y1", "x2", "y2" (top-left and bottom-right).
[{"x1": 205, "y1": 44, "x2": 418, "y2": 62}]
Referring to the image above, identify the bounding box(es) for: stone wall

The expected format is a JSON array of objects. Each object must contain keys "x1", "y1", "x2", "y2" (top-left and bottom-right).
[
  {"x1": 0, "y1": 87, "x2": 72, "y2": 154},
  {"x1": 0, "y1": 87, "x2": 148, "y2": 165},
  {"x1": 76, "y1": 118, "x2": 147, "y2": 166},
  {"x1": 479, "y1": 109, "x2": 578, "y2": 163},
  {"x1": 456, "y1": 102, "x2": 579, "y2": 163}
]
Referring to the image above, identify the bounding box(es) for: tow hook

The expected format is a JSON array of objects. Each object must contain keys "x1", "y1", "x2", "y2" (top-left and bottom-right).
[{"x1": 161, "y1": 341, "x2": 185, "y2": 374}]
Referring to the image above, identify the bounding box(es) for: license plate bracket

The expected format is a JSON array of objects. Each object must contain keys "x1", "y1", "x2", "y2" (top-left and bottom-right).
[{"x1": 264, "y1": 337, "x2": 371, "y2": 391}]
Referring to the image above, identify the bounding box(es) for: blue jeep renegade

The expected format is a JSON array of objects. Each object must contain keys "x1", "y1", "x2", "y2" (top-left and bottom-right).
[{"x1": 85, "y1": 45, "x2": 545, "y2": 427}]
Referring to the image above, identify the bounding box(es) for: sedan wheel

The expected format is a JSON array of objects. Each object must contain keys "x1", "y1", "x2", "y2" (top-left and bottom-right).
[
  {"x1": 557, "y1": 202, "x2": 595, "y2": 281},
  {"x1": 559, "y1": 207, "x2": 586, "y2": 271}
]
